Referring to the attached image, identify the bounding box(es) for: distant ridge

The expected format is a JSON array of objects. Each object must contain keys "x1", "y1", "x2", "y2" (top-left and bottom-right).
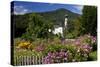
[{"x1": 36, "y1": 8, "x2": 81, "y2": 26}]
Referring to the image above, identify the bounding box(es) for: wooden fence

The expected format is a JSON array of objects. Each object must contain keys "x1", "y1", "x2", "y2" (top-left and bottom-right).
[{"x1": 14, "y1": 56, "x2": 44, "y2": 66}]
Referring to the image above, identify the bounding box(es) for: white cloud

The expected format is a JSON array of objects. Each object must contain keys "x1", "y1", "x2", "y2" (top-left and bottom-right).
[
  {"x1": 14, "y1": 5, "x2": 31, "y2": 15},
  {"x1": 76, "y1": 5, "x2": 83, "y2": 11},
  {"x1": 75, "y1": 5, "x2": 84, "y2": 14}
]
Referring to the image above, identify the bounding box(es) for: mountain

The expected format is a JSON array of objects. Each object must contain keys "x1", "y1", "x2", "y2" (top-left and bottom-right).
[
  {"x1": 12, "y1": 8, "x2": 81, "y2": 37},
  {"x1": 36, "y1": 8, "x2": 81, "y2": 26},
  {"x1": 12, "y1": 8, "x2": 80, "y2": 26}
]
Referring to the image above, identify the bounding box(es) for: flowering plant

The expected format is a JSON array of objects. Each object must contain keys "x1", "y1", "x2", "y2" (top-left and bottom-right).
[{"x1": 43, "y1": 49, "x2": 70, "y2": 64}]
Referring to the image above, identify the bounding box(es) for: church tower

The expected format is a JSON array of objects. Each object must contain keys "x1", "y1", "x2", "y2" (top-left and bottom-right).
[
  {"x1": 64, "y1": 14, "x2": 68, "y2": 28},
  {"x1": 62, "y1": 14, "x2": 68, "y2": 39}
]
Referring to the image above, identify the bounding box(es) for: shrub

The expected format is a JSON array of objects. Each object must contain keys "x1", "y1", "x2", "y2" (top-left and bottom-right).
[
  {"x1": 42, "y1": 35, "x2": 95, "y2": 63},
  {"x1": 22, "y1": 14, "x2": 54, "y2": 41},
  {"x1": 88, "y1": 51, "x2": 97, "y2": 61},
  {"x1": 14, "y1": 38, "x2": 22, "y2": 46},
  {"x1": 17, "y1": 40, "x2": 31, "y2": 49},
  {"x1": 28, "y1": 44, "x2": 34, "y2": 51},
  {"x1": 43, "y1": 43, "x2": 93, "y2": 63}
]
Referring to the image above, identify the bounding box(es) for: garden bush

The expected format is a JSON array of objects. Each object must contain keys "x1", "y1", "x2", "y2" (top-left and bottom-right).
[
  {"x1": 42, "y1": 34, "x2": 97, "y2": 63},
  {"x1": 42, "y1": 43, "x2": 93, "y2": 63},
  {"x1": 17, "y1": 40, "x2": 31, "y2": 49}
]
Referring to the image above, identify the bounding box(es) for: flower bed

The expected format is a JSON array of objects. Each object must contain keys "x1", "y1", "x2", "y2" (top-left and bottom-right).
[{"x1": 14, "y1": 34, "x2": 97, "y2": 63}]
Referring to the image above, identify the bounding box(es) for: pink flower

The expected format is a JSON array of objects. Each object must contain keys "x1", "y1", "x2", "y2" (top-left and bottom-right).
[
  {"x1": 75, "y1": 39, "x2": 81, "y2": 45},
  {"x1": 35, "y1": 45, "x2": 45, "y2": 52},
  {"x1": 91, "y1": 36, "x2": 96, "y2": 43},
  {"x1": 48, "y1": 52, "x2": 53, "y2": 57}
]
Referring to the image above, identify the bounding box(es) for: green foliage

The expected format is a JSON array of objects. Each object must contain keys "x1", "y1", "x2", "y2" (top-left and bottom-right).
[
  {"x1": 73, "y1": 17, "x2": 82, "y2": 37},
  {"x1": 22, "y1": 13, "x2": 54, "y2": 40},
  {"x1": 39, "y1": 8, "x2": 80, "y2": 26},
  {"x1": 44, "y1": 44, "x2": 65, "y2": 54},
  {"x1": 65, "y1": 17, "x2": 82, "y2": 39},
  {"x1": 67, "y1": 6, "x2": 97, "y2": 38},
  {"x1": 12, "y1": 14, "x2": 30, "y2": 37},
  {"x1": 66, "y1": 32, "x2": 77, "y2": 39},
  {"x1": 88, "y1": 51, "x2": 97, "y2": 61},
  {"x1": 81, "y1": 6, "x2": 97, "y2": 36}
]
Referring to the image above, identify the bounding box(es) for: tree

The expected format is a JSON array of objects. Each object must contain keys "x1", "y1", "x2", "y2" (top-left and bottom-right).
[
  {"x1": 12, "y1": 14, "x2": 30, "y2": 37},
  {"x1": 22, "y1": 13, "x2": 54, "y2": 40},
  {"x1": 81, "y1": 6, "x2": 97, "y2": 36},
  {"x1": 72, "y1": 17, "x2": 82, "y2": 37}
]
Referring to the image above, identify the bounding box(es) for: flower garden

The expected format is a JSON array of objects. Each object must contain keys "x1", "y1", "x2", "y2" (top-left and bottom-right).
[{"x1": 14, "y1": 34, "x2": 97, "y2": 64}]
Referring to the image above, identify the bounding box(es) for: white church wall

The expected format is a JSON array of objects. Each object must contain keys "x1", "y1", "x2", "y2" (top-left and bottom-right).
[{"x1": 52, "y1": 27, "x2": 63, "y2": 35}]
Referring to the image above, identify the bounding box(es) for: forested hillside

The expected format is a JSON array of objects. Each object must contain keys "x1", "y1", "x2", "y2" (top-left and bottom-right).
[{"x1": 12, "y1": 8, "x2": 80, "y2": 38}]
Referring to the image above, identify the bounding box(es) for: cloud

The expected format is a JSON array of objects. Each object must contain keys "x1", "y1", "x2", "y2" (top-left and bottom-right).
[
  {"x1": 75, "y1": 5, "x2": 84, "y2": 14},
  {"x1": 76, "y1": 6, "x2": 83, "y2": 11},
  {"x1": 14, "y1": 5, "x2": 31, "y2": 15}
]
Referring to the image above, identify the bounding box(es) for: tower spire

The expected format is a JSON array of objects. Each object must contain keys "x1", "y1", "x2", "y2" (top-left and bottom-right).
[
  {"x1": 62, "y1": 14, "x2": 68, "y2": 39},
  {"x1": 64, "y1": 14, "x2": 68, "y2": 28}
]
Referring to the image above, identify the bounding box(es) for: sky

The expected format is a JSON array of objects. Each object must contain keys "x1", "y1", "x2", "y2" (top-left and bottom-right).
[{"x1": 12, "y1": 1, "x2": 83, "y2": 15}]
